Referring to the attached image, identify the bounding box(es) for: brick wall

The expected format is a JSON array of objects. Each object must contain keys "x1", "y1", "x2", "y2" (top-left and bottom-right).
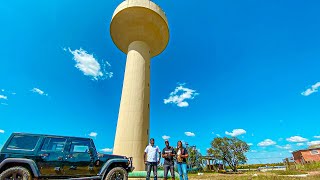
[{"x1": 293, "y1": 148, "x2": 320, "y2": 164}]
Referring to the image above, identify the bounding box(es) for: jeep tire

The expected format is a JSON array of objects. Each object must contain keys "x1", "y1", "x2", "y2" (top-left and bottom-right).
[
  {"x1": 105, "y1": 167, "x2": 128, "y2": 180},
  {"x1": 0, "y1": 166, "x2": 32, "y2": 180}
]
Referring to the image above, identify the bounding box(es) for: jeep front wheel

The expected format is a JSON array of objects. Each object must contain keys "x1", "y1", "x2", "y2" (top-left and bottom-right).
[
  {"x1": 105, "y1": 167, "x2": 128, "y2": 180},
  {"x1": 0, "y1": 166, "x2": 32, "y2": 180}
]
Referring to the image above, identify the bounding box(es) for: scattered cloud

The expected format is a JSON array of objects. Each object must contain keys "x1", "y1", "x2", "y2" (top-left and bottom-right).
[
  {"x1": 276, "y1": 144, "x2": 292, "y2": 150},
  {"x1": 251, "y1": 150, "x2": 257, "y2": 153},
  {"x1": 314, "y1": 136, "x2": 320, "y2": 139},
  {"x1": 101, "y1": 148, "x2": 113, "y2": 153},
  {"x1": 301, "y1": 82, "x2": 320, "y2": 96},
  {"x1": 225, "y1": 129, "x2": 246, "y2": 137},
  {"x1": 0, "y1": 95, "x2": 8, "y2": 100},
  {"x1": 297, "y1": 143, "x2": 304, "y2": 146},
  {"x1": 1, "y1": 103, "x2": 8, "y2": 106},
  {"x1": 307, "y1": 141, "x2": 320, "y2": 146},
  {"x1": 67, "y1": 48, "x2": 113, "y2": 80},
  {"x1": 11, "y1": 92, "x2": 16, "y2": 95},
  {"x1": 1, "y1": 89, "x2": 4, "y2": 92},
  {"x1": 31, "y1": 88, "x2": 48, "y2": 96},
  {"x1": 216, "y1": 134, "x2": 221, "y2": 137},
  {"x1": 212, "y1": 132, "x2": 215, "y2": 134},
  {"x1": 0, "y1": 129, "x2": 4, "y2": 133},
  {"x1": 185, "y1": 132, "x2": 195, "y2": 137},
  {"x1": 89, "y1": 132, "x2": 98, "y2": 138},
  {"x1": 286, "y1": 136, "x2": 308, "y2": 143},
  {"x1": 162, "y1": 135, "x2": 170, "y2": 140},
  {"x1": 164, "y1": 84, "x2": 199, "y2": 107},
  {"x1": 247, "y1": 143, "x2": 253, "y2": 146},
  {"x1": 258, "y1": 139, "x2": 276, "y2": 147}
]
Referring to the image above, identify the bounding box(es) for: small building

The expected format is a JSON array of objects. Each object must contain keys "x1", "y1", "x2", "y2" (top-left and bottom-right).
[{"x1": 292, "y1": 148, "x2": 320, "y2": 164}]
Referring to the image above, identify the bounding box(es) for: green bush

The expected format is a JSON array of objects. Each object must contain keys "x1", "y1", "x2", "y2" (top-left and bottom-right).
[{"x1": 295, "y1": 162, "x2": 320, "y2": 171}]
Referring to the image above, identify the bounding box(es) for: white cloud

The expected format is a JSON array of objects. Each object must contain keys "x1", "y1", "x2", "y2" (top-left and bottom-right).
[
  {"x1": 307, "y1": 141, "x2": 320, "y2": 146},
  {"x1": 211, "y1": 132, "x2": 215, "y2": 134},
  {"x1": 276, "y1": 144, "x2": 292, "y2": 150},
  {"x1": 247, "y1": 143, "x2": 253, "y2": 146},
  {"x1": 286, "y1": 136, "x2": 308, "y2": 143},
  {"x1": 225, "y1": 129, "x2": 246, "y2": 137},
  {"x1": 185, "y1": 132, "x2": 195, "y2": 137},
  {"x1": 89, "y1": 132, "x2": 98, "y2": 137},
  {"x1": 67, "y1": 48, "x2": 113, "y2": 80},
  {"x1": 216, "y1": 134, "x2": 221, "y2": 137},
  {"x1": 314, "y1": 136, "x2": 320, "y2": 139},
  {"x1": 0, "y1": 95, "x2": 8, "y2": 100},
  {"x1": 162, "y1": 135, "x2": 170, "y2": 140},
  {"x1": 1, "y1": 89, "x2": 4, "y2": 92},
  {"x1": 101, "y1": 148, "x2": 113, "y2": 153},
  {"x1": 251, "y1": 150, "x2": 257, "y2": 153},
  {"x1": 301, "y1": 82, "x2": 320, "y2": 96},
  {"x1": 296, "y1": 143, "x2": 304, "y2": 146},
  {"x1": 0, "y1": 129, "x2": 4, "y2": 133},
  {"x1": 258, "y1": 139, "x2": 276, "y2": 147},
  {"x1": 164, "y1": 84, "x2": 199, "y2": 107},
  {"x1": 31, "y1": 88, "x2": 48, "y2": 96}
]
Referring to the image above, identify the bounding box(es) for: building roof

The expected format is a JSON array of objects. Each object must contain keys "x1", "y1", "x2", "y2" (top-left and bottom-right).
[{"x1": 292, "y1": 147, "x2": 320, "y2": 154}]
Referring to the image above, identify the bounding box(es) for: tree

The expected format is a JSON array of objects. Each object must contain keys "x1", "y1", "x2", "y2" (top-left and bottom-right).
[
  {"x1": 186, "y1": 146, "x2": 203, "y2": 171},
  {"x1": 207, "y1": 137, "x2": 249, "y2": 172}
]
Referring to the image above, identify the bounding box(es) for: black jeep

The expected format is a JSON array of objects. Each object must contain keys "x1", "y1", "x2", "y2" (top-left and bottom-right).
[{"x1": 0, "y1": 133, "x2": 134, "y2": 179}]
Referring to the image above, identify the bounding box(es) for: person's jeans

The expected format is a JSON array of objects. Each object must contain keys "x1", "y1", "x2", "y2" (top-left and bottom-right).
[
  {"x1": 163, "y1": 164, "x2": 175, "y2": 179},
  {"x1": 176, "y1": 163, "x2": 188, "y2": 180},
  {"x1": 146, "y1": 162, "x2": 158, "y2": 180}
]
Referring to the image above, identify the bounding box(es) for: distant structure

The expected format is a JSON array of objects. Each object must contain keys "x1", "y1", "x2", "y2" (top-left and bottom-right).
[
  {"x1": 292, "y1": 148, "x2": 320, "y2": 164},
  {"x1": 110, "y1": 0, "x2": 169, "y2": 171}
]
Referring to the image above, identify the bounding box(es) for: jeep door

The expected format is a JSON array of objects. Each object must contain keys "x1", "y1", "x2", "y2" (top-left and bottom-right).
[
  {"x1": 37, "y1": 137, "x2": 67, "y2": 176},
  {"x1": 64, "y1": 138, "x2": 98, "y2": 176}
]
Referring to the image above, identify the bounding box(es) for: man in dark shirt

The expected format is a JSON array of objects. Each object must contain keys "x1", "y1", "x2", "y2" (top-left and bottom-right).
[{"x1": 162, "y1": 140, "x2": 176, "y2": 180}]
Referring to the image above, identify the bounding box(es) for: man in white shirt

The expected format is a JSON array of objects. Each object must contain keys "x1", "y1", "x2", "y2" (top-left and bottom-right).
[{"x1": 144, "y1": 138, "x2": 161, "y2": 180}]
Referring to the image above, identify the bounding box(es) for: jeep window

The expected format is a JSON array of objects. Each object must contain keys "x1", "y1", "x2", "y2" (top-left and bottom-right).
[
  {"x1": 70, "y1": 139, "x2": 91, "y2": 153},
  {"x1": 7, "y1": 135, "x2": 40, "y2": 151},
  {"x1": 41, "y1": 137, "x2": 67, "y2": 152}
]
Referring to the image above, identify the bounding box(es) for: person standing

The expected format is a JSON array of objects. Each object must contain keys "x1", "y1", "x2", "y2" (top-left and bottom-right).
[
  {"x1": 176, "y1": 141, "x2": 189, "y2": 180},
  {"x1": 144, "y1": 138, "x2": 161, "y2": 180},
  {"x1": 162, "y1": 140, "x2": 176, "y2": 180}
]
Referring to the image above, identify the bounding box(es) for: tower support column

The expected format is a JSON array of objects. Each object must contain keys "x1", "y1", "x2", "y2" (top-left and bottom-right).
[{"x1": 113, "y1": 41, "x2": 150, "y2": 171}]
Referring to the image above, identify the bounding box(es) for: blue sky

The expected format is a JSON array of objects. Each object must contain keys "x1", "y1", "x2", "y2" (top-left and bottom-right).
[{"x1": 1, "y1": 0, "x2": 320, "y2": 164}]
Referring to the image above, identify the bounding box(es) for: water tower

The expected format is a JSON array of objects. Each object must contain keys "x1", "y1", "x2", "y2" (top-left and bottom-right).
[{"x1": 110, "y1": 0, "x2": 169, "y2": 170}]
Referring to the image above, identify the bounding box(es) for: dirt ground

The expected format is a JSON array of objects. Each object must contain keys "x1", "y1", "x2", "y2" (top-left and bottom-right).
[{"x1": 130, "y1": 171, "x2": 320, "y2": 180}]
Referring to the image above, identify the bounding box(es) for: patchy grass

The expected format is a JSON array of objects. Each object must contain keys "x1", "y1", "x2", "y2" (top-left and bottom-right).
[
  {"x1": 130, "y1": 172, "x2": 320, "y2": 179},
  {"x1": 271, "y1": 170, "x2": 308, "y2": 175},
  {"x1": 187, "y1": 171, "x2": 320, "y2": 180},
  {"x1": 296, "y1": 162, "x2": 320, "y2": 171}
]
